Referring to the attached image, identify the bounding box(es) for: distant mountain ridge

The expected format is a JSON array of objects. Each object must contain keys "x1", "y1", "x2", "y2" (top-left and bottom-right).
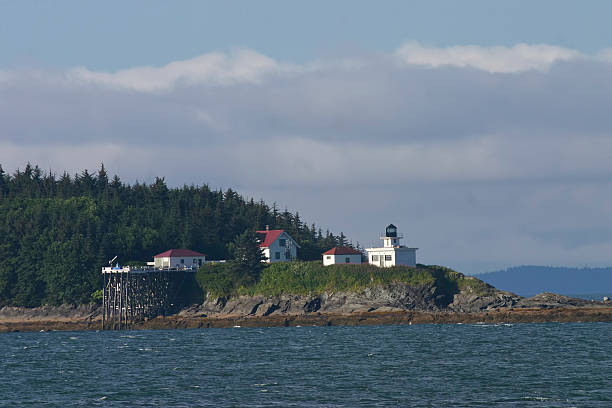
[{"x1": 474, "y1": 266, "x2": 612, "y2": 297}]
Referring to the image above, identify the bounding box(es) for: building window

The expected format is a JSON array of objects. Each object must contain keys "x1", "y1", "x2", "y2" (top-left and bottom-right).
[
  {"x1": 345, "y1": 257, "x2": 350, "y2": 263},
  {"x1": 193, "y1": 258, "x2": 197, "y2": 264},
  {"x1": 392, "y1": 239, "x2": 396, "y2": 244},
  {"x1": 279, "y1": 239, "x2": 286, "y2": 247},
  {"x1": 198, "y1": 259, "x2": 202, "y2": 266},
  {"x1": 180, "y1": 259, "x2": 185, "y2": 264},
  {"x1": 372, "y1": 255, "x2": 378, "y2": 261},
  {"x1": 326, "y1": 255, "x2": 331, "y2": 260},
  {"x1": 275, "y1": 252, "x2": 281, "y2": 260},
  {"x1": 385, "y1": 255, "x2": 392, "y2": 261}
]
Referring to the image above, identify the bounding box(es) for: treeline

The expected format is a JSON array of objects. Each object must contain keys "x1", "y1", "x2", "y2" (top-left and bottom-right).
[{"x1": 0, "y1": 163, "x2": 350, "y2": 307}]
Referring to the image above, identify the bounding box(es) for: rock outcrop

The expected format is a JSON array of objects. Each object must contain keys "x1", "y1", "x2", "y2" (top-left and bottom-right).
[
  {"x1": 448, "y1": 290, "x2": 523, "y2": 312},
  {"x1": 0, "y1": 303, "x2": 101, "y2": 322},
  {"x1": 515, "y1": 292, "x2": 609, "y2": 309},
  {"x1": 178, "y1": 282, "x2": 444, "y2": 318},
  {"x1": 178, "y1": 279, "x2": 612, "y2": 318}
]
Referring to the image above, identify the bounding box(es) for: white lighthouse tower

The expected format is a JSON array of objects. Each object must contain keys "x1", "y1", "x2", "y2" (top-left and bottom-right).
[{"x1": 366, "y1": 224, "x2": 418, "y2": 267}]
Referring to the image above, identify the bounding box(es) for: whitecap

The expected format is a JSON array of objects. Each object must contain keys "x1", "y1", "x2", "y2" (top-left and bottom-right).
[
  {"x1": 253, "y1": 382, "x2": 278, "y2": 387},
  {"x1": 522, "y1": 396, "x2": 551, "y2": 401}
]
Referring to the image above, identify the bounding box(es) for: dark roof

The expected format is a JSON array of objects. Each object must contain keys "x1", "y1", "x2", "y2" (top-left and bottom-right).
[
  {"x1": 154, "y1": 249, "x2": 206, "y2": 258},
  {"x1": 323, "y1": 246, "x2": 362, "y2": 256}
]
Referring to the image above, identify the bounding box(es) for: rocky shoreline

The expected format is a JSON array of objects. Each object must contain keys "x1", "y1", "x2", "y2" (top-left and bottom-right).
[
  {"x1": 1, "y1": 307, "x2": 611, "y2": 333},
  {"x1": 1, "y1": 286, "x2": 611, "y2": 333}
]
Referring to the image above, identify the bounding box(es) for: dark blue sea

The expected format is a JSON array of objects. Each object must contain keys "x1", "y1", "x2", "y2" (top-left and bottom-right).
[{"x1": 1, "y1": 323, "x2": 610, "y2": 407}]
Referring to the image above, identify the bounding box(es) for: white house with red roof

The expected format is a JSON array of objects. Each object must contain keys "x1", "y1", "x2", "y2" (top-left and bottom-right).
[
  {"x1": 256, "y1": 227, "x2": 299, "y2": 263},
  {"x1": 153, "y1": 249, "x2": 206, "y2": 269},
  {"x1": 322, "y1": 246, "x2": 363, "y2": 266}
]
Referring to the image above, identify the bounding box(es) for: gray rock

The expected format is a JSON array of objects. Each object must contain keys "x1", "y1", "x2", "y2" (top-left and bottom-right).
[
  {"x1": 448, "y1": 291, "x2": 522, "y2": 313},
  {"x1": 515, "y1": 292, "x2": 608, "y2": 309},
  {"x1": 194, "y1": 282, "x2": 453, "y2": 317},
  {"x1": 0, "y1": 304, "x2": 101, "y2": 321}
]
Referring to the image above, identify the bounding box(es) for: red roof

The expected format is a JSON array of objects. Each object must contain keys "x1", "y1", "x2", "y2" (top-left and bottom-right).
[
  {"x1": 154, "y1": 249, "x2": 206, "y2": 258},
  {"x1": 255, "y1": 229, "x2": 284, "y2": 248},
  {"x1": 323, "y1": 246, "x2": 362, "y2": 255}
]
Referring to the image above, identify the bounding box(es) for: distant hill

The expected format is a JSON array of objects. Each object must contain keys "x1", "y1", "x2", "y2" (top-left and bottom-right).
[{"x1": 475, "y1": 266, "x2": 612, "y2": 297}]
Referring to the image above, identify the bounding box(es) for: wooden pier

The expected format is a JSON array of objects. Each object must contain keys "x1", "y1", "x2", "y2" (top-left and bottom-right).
[{"x1": 101, "y1": 266, "x2": 196, "y2": 330}]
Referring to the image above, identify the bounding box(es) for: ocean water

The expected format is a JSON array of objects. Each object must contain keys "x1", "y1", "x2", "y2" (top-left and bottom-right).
[{"x1": 1, "y1": 323, "x2": 610, "y2": 407}]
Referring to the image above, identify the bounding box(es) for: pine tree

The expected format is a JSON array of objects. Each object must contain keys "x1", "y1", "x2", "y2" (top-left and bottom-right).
[
  {"x1": 228, "y1": 229, "x2": 266, "y2": 279},
  {"x1": 96, "y1": 163, "x2": 109, "y2": 194},
  {"x1": 0, "y1": 165, "x2": 7, "y2": 197}
]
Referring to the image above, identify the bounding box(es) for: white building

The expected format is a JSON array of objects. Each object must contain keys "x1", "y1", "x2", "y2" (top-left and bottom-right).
[
  {"x1": 366, "y1": 224, "x2": 417, "y2": 267},
  {"x1": 322, "y1": 246, "x2": 363, "y2": 266},
  {"x1": 153, "y1": 249, "x2": 206, "y2": 269},
  {"x1": 256, "y1": 227, "x2": 299, "y2": 263}
]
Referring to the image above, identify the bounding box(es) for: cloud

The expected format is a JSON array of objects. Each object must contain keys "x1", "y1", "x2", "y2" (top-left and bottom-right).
[
  {"x1": 395, "y1": 42, "x2": 582, "y2": 73},
  {"x1": 2, "y1": 42, "x2": 612, "y2": 272},
  {"x1": 67, "y1": 48, "x2": 303, "y2": 92}
]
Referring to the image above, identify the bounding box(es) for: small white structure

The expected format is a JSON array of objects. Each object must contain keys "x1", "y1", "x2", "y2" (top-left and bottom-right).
[
  {"x1": 256, "y1": 227, "x2": 300, "y2": 263},
  {"x1": 153, "y1": 249, "x2": 206, "y2": 269},
  {"x1": 322, "y1": 246, "x2": 362, "y2": 266},
  {"x1": 366, "y1": 224, "x2": 417, "y2": 267}
]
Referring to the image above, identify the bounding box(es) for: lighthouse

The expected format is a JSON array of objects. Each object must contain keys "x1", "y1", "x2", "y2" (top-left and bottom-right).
[{"x1": 365, "y1": 224, "x2": 418, "y2": 267}]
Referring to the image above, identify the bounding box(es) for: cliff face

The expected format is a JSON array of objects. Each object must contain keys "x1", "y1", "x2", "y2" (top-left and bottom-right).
[
  {"x1": 181, "y1": 282, "x2": 441, "y2": 317},
  {"x1": 178, "y1": 277, "x2": 612, "y2": 319},
  {"x1": 173, "y1": 281, "x2": 603, "y2": 319}
]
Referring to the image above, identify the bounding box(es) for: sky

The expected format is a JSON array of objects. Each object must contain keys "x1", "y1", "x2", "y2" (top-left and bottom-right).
[{"x1": 2, "y1": 1, "x2": 612, "y2": 273}]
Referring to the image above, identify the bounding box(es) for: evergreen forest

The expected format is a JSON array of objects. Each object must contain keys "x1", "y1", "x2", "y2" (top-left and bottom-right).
[{"x1": 0, "y1": 164, "x2": 350, "y2": 307}]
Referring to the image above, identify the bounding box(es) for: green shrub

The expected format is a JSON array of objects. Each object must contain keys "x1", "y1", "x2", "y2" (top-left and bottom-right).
[
  {"x1": 195, "y1": 261, "x2": 257, "y2": 298},
  {"x1": 90, "y1": 289, "x2": 103, "y2": 303}
]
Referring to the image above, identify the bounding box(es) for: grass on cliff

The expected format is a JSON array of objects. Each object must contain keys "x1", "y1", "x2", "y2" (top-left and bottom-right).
[
  {"x1": 246, "y1": 262, "x2": 435, "y2": 297},
  {"x1": 195, "y1": 261, "x2": 483, "y2": 299}
]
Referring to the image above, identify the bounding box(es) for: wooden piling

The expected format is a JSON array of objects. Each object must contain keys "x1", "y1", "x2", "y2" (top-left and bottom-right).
[{"x1": 101, "y1": 266, "x2": 194, "y2": 330}]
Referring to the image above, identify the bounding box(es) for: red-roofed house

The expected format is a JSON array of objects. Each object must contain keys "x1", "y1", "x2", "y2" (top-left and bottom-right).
[
  {"x1": 256, "y1": 227, "x2": 299, "y2": 263},
  {"x1": 153, "y1": 249, "x2": 206, "y2": 269},
  {"x1": 322, "y1": 246, "x2": 363, "y2": 266}
]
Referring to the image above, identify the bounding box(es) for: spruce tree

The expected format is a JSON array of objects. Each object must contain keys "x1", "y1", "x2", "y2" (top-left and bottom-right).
[{"x1": 228, "y1": 229, "x2": 266, "y2": 279}]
